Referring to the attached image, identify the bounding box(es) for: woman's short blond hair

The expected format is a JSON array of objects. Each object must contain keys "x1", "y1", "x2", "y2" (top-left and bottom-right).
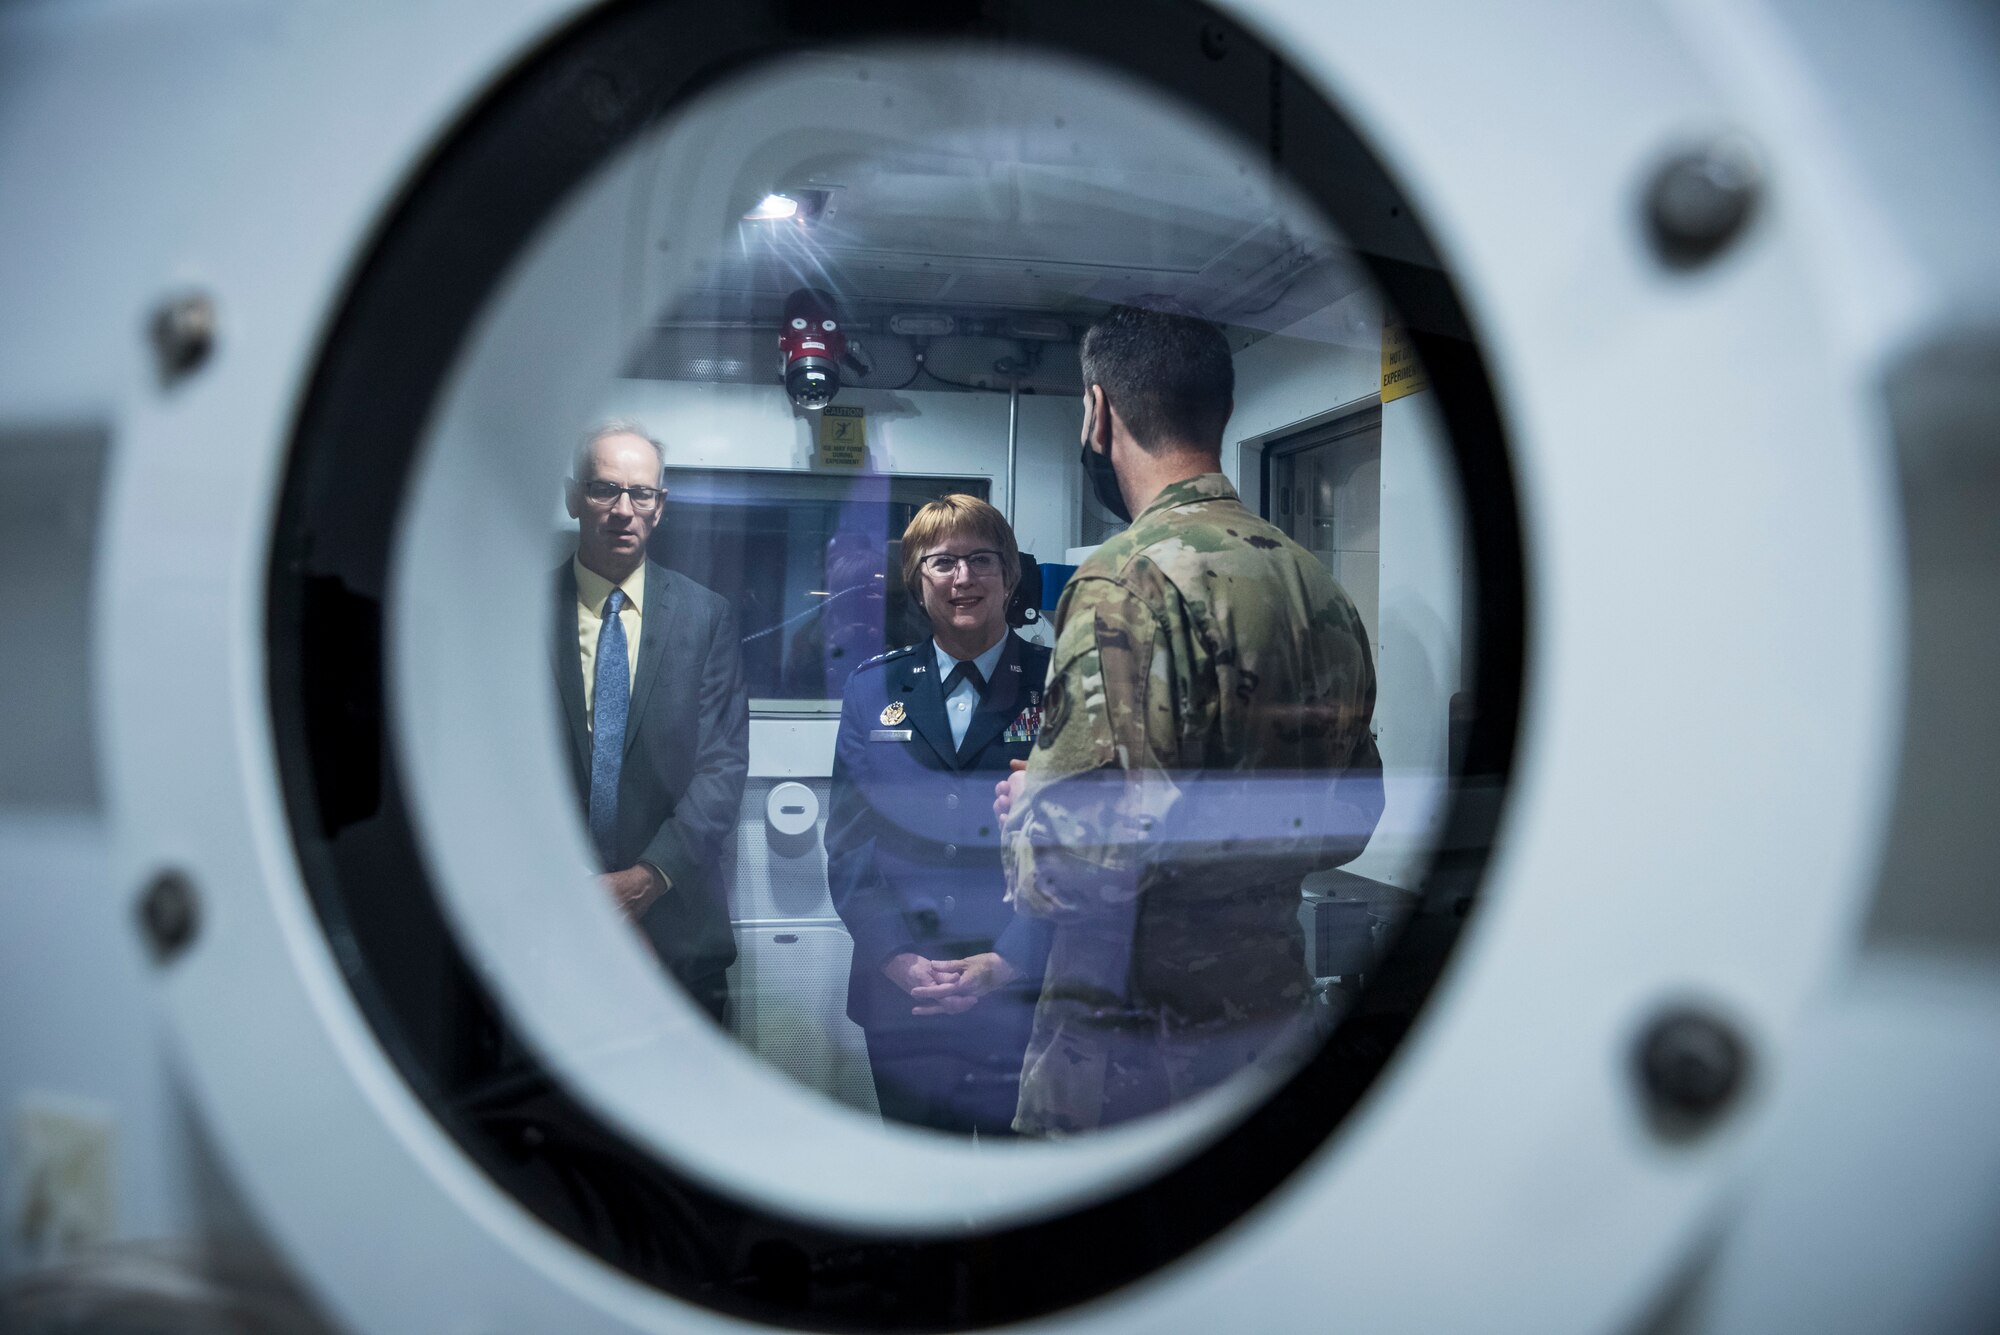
[{"x1": 900, "y1": 494, "x2": 1021, "y2": 606}]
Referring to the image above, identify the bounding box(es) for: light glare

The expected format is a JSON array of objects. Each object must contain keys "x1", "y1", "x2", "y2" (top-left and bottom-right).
[{"x1": 744, "y1": 193, "x2": 799, "y2": 221}]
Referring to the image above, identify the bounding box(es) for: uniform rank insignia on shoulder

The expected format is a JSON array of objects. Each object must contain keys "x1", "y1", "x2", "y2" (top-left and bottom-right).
[
  {"x1": 880, "y1": 701, "x2": 907, "y2": 726},
  {"x1": 1003, "y1": 691, "x2": 1042, "y2": 744},
  {"x1": 855, "y1": 643, "x2": 918, "y2": 673}
]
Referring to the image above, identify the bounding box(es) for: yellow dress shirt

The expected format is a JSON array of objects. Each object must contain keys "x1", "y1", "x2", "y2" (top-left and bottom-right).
[{"x1": 573, "y1": 557, "x2": 644, "y2": 727}]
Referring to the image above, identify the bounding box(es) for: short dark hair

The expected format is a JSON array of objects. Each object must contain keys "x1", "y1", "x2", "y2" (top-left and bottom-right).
[{"x1": 1078, "y1": 301, "x2": 1235, "y2": 452}]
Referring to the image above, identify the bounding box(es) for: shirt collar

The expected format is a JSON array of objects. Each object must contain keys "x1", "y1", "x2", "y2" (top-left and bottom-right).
[
  {"x1": 934, "y1": 630, "x2": 1009, "y2": 682},
  {"x1": 1133, "y1": 471, "x2": 1239, "y2": 523},
  {"x1": 574, "y1": 556, "x2": 645, "y2": 619}
]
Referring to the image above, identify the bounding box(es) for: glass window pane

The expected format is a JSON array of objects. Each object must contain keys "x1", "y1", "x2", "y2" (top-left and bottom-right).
[{"x1": 355, "y1": 31, "x2": 1501, "y2": 1255}]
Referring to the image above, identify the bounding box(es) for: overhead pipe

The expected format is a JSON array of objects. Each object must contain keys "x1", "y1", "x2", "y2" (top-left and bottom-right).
[
  {"x1": 994, "y1": 350, "x2": 1032, "y2": 524},
  {"x1": 1006, "y1": 375, "x2": 1021, "y2": 525}
]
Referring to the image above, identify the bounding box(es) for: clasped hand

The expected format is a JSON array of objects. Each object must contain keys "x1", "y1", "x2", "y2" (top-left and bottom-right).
[
  {"x1": 601, "y1": 865, "x2": 662, "y2": 920},
  {"x1": 883, "y1": 950, "x2": 1021, "y2": 1016},
  {"x1": 993, "y1": 757, "x2": 1028, "y2": 823}
]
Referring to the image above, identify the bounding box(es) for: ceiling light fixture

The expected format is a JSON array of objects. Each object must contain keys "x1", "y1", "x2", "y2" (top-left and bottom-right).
[{"x1": 743, "y1": 193, "x2": 799, "y2": 221}]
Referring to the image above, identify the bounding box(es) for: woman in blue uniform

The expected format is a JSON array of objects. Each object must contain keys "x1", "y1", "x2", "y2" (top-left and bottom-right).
[{"x1": 824, "y1": 495, "x2": 1052, "y2": 1135}]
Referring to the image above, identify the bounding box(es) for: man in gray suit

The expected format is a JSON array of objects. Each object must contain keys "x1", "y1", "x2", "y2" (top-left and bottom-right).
[{"x1": 554, "y1": 421, "x2": 749, "y2": 1023}]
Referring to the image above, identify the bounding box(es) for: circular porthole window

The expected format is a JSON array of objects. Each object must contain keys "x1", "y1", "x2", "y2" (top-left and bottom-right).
[{"x1": 268, "y1": 2, "x2": 1523, "y2": 1327}]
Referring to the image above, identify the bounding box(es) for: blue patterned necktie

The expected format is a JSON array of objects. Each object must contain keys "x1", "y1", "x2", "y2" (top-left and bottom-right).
[{"x1": 588, "y1": 588, "x2": 628, "y2": 868}]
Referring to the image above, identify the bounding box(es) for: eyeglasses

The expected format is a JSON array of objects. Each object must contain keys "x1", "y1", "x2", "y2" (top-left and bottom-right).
[
  {"x1": 919, "y1": 549, "x2": 1004, "y2": 578},
  {"x1": 579, "y1": 480, "x2": 666, "y2": 512}
]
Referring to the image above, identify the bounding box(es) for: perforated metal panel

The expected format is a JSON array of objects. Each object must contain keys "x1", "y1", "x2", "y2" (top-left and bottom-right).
[
  {"x1": 723, "y1": 779, "x2": 877, "y2": 1112},
  {"x1": 622, "y1": 326, "x2": 762, "y2": 383},
  {"x1": 729, "y1": 923, "x2": 880, "y2": 1117}
]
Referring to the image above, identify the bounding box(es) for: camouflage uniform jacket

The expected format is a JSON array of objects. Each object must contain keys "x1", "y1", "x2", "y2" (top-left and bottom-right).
[{"x1": 1002, "y1": 472, "x2": 1377, "y2": 1135}]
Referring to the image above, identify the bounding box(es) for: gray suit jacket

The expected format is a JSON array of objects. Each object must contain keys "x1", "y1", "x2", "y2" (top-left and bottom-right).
[{"x1": 553, "y1": 559, "x2": 749, "y2": 986}]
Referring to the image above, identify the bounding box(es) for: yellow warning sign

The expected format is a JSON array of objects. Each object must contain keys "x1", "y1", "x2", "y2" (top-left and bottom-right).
[
  {"x1": 816, "y1": 405, "x2": 868, "y2": 468},
  {"x1": 1381, "y1": 324, "x2": 1430, "y2": 402}
]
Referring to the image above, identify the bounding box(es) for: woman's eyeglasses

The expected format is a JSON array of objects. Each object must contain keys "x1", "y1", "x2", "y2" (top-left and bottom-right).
[{"x1": 919, "y1": 550, "x2": 1003, "y2": 578}]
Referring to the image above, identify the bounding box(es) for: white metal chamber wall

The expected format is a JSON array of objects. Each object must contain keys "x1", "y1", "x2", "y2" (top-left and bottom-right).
[{"x1": 0, "y1": 1, "x2": 1997, "y2": 1334}]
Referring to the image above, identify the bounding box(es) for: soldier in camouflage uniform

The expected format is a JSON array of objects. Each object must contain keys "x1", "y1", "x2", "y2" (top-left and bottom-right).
[{"x1": 999, "y1": 304, "x2": 1378, "y2": 1136}]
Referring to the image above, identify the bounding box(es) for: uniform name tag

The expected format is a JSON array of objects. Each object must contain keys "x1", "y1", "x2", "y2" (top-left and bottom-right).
[{"x1": 869, "y1": 728, "x2": 914, "y2": 742}]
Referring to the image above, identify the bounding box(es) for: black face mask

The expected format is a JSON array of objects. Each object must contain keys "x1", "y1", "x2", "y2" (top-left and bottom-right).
[{"x1": 1080, "y1": 442, "x2": 1131, "y2": 523}]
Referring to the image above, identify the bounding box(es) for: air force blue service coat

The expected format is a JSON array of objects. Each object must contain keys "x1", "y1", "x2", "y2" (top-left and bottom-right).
[
  {"x1": 825, "y1": 631, "x2": 1054, "y2": 1037},
  {"x1": 553, "y1": 560, "x2": 750, "y2": 996}
]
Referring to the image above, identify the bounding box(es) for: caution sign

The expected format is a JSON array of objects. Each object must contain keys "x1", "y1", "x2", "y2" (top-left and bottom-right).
[
  {"x1": 816, "y1": 405, "x2": 868, "y2": 468},
  {"x1": 1381, "y1": 324, "x2": 1430, "y2": 402}
]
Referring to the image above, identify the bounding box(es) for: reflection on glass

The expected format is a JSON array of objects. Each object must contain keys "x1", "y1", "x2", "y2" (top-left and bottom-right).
[
  {"x1": 654, "y1": 470, "x2": 989, "y2": 702},
  {"x1": 578, "y1": 46, "x2": 1474, "y2": 1144},
  {"x1": 404, "y1": 35, "x2": 1478, "y2": 1223}
]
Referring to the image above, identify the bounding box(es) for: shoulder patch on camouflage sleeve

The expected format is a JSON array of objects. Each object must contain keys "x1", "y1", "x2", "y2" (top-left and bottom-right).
[{"x1": 1036, "y1": 675, "x2": 1071, "y2": 750}]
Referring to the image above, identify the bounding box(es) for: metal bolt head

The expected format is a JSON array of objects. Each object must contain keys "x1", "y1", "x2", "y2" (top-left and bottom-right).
[
  {"x1": 150, "y1": 291, "x2": 217, "y2": 383},
  {"x1": 1643, "y1": 136, "x2": 1762, "y2": 270},
  {"x1": 1635, "y1": 1005, "x2": 1749, "y2": 1135},
  {"x1": 138, "y1": 871, "x2": 200, "y2": 963}
]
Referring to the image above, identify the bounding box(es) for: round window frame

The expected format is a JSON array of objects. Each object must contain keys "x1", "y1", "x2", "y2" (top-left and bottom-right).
[{"x1": 265, "y1": 0, "x2": 1527, "y2": 1328}]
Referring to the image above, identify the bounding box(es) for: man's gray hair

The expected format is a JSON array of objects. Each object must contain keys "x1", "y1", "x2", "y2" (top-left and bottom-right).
[{"x1": 571, "y1": 419, "x2": 666, "y2": 482}]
